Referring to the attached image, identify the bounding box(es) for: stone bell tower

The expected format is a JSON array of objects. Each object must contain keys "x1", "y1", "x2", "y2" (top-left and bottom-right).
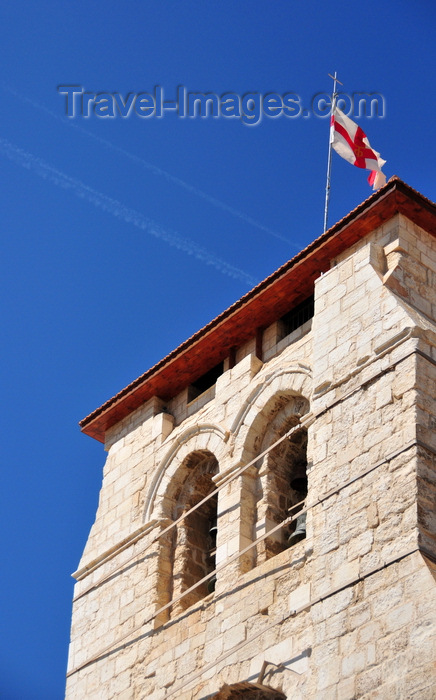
[{"x1": 66, "y1": 178, "x2": 436, "y2": 699}]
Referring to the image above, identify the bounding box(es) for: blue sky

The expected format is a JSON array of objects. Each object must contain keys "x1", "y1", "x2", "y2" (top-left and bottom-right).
[{"x1": 1, "y1": 1, "x2": 435, "y2": 698}]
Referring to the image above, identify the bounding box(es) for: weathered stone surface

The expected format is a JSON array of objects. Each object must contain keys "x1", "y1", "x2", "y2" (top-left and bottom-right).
[{"x1": 66, "y1": 214, "x2": 436, "y2": 699}]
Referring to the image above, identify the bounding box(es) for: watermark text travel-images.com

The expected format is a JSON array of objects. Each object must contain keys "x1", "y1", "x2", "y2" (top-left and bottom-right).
[{"x1": 58, "y1": 85, "x2": 385, "y2": 126}]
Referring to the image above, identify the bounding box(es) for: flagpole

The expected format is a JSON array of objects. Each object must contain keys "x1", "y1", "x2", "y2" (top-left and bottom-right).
[{"x1": 323, "y1": 71, "x2": 343, "y2": 233}]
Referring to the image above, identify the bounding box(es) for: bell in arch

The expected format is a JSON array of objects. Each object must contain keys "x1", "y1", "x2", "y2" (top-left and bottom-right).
[
  {"x1": 288, "y1": 511, "x2": 306, "y2": 546},
  {"x1": 288, "y1": 475, "x2": 307, "y2": 546}
]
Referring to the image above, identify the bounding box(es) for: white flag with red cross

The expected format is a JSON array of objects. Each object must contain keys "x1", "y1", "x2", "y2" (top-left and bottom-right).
[{"x1": 331, "y1": 107, "x2": 386, "y2": 190}]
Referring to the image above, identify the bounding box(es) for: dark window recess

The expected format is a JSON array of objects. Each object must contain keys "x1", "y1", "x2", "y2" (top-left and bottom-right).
[
  {"x1": 206, "y1": 514, "x2": 218, "y2": 593},
  {"x1": 188, "y1": 362, "x2": 224, "y2": 402},
  {"x1": 170, "y1": 453, "x2": 219, "y2": 615},
  {"x1": 278, "y1": 295, "x2": 314, "y2": 341}
]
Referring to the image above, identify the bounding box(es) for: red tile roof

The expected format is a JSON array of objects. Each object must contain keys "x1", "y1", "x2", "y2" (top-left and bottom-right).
[{"x1": 80, "y1": 178, "x2": 436, "y2": 442}]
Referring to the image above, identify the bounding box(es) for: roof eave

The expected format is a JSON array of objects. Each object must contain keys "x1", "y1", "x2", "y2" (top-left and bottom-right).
[{"x1": 80, "y1": 178, "x2": 436, "y2": 443}]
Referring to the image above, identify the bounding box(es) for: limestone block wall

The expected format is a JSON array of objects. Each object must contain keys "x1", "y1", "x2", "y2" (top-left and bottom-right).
[
  {"x1": 66, "y1": 214, "x2": 436, "y2": 699},
  {"x1": 306, "y1": 213, "x2": 436, "y2": 697}
]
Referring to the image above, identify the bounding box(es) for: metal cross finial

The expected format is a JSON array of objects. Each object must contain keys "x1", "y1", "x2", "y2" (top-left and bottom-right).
[{"x1": 327, "y1": 71, "x2": 343, "y2": 96}]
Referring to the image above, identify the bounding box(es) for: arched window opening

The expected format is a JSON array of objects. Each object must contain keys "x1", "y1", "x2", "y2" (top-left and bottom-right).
[
  {"x1": 255, "y1": 400, "x2": 309, "y2": 566},
  {"x1": 170, "y1": 451, "x2": 219, "y2": 615},
  {"x1": 285, "y1": 430, "x2": 308, "y2": 547}
]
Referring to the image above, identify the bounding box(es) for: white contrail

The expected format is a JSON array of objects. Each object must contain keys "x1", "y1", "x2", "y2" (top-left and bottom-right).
[
  {"x1": 2, "y1": 83, "x2": 297, "y2": 247},
  {"x1": 0, "y1": 137, "x2": 259, "y2": 287}
]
